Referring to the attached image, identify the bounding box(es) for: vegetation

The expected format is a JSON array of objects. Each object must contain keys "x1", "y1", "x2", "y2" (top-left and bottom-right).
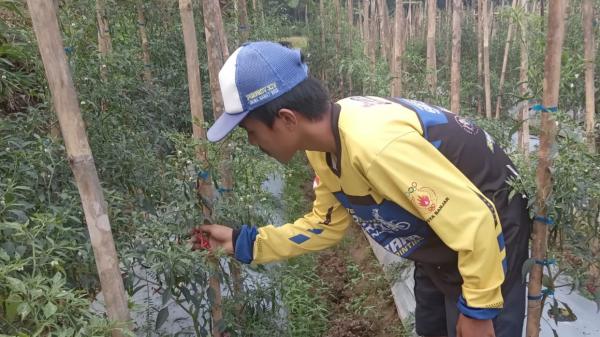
[{"x1": 0, "y1": 0, "x2": 598, "y2": 336}]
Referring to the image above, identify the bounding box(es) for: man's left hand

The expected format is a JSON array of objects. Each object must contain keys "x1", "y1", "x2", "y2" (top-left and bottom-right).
[{"x1": 456, "y1": 314, "x2": 495, "y2": 337}]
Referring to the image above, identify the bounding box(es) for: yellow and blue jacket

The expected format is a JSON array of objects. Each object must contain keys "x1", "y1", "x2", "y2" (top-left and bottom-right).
[{"x1": 233, "y1": 96, "x2": 531, "y2": 320}]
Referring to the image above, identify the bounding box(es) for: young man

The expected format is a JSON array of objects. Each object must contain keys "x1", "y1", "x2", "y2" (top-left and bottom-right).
[{"x1": 199, "y1": 41, "x2": 531, "y2": 337}]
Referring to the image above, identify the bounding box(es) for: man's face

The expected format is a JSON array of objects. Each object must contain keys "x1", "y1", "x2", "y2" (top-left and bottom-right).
[{"x1": 239, "y1": 113, "x2": 298, "y2": 164}]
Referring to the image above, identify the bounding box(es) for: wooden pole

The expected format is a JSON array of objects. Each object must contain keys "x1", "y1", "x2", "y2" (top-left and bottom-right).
[
  {"x1": 96, "y1": 0, "x2": 112, "y2": 81},
  {"x1": 450, "y1": 0, "x2": 462, "y2": 113},
  {"x1": 391, "y1": 0, "x2": 404, "y2": 97},
  {"x1": 495, "y1": 0, "x2": 518, "y2": 119},
  {"x1": 518, "y1": 0, "x2": 530, "y2": 158},
  {"x1": 526, "y1": 1, "x2": 568, "y2": 336},
  {"x1": 27, "y1": 1, "x2": 130, "y2": 336},
  {"x1": 136, "y1": 0, "x2": 152, "y2": 83},
  {"x1": 238, "y1": 0, "x2": 249, "y2": 42},
  {"x1": 583, "y1": 0, "x2": 596, "y2": 153},
  {"x1": 179, "y1": 0, "x2": 207, "y2": 154},
  {"x1": 482, "y1": 0, "x2": 492, "y2": 118},
  {"x1": 363, "y1": 0, "x2": 370, "y2": 58},
  {"x1": 477, "y1": 0, "x2": 483, "y2": 115},
  {"x1": 426, "y1": 0, "x2": 437, "y2": 98}
]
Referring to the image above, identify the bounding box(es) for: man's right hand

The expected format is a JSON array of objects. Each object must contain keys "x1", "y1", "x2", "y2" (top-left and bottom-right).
[{"x1": 194, "y1": 224, "x2": 234, "y2": 255}]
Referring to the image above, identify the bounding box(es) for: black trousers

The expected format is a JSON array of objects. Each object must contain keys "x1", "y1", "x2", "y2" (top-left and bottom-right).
[{"x1": 414, "y1": 261, "x2": 526, "y2": 337}]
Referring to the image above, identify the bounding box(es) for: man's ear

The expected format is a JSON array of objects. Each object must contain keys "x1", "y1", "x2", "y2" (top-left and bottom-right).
[{"x1": 276, "y1": 108, "x2": 298, "y2": 130}]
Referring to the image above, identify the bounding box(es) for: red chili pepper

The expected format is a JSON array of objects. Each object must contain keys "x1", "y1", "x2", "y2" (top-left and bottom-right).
[{"x1": 196, "y1": 232, "x2": 211, "y2": 250}]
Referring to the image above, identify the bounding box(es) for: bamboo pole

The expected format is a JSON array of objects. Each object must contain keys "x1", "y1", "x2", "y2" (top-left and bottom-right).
[
  {"x1": 526, "y1": 1, "x2": 568, "y2": 336},
  {"x1": 96, "y1": 0, "x2": 112, "y2": 81},
  {"x1": 495, "y1": 0, "x2": 518, "y2": 119},
  {"x1": 362, "y1": 0, "x2": 370, "y2": 58},
  {"x1": 238, "y1": 0, "x2": 249, "y2": 42},
  {"x1": 27, "y1": 1, "x2": 130, "y2": 336},
  {"x1": 450, "y1": 0, "x2": 462, "y2": 113},
  {"x1": 377, "y1": 0, "x2": 389, "y2": 63},
  {"x1": 518, "y1": 0, "x2": 530, "y2": 158},
  {"x1": 583, "y1": 0, "x2": 596, "y2": 153},
  {"x1": 426, "y1": 0, "x2": 437, "y2": 98},
  {"x1": 179, "y1": 3, "x2": 223, "y2": 336},
  {"x1": 136, "y1": 0, "x2": 152, "y2": 83},
  {"x1": 477, "y1": 0, "x2": 483, "y2": 115},
  {"x1": 482, "y1": 0, "x2": 492, "y2": 118},
  {"x1": 391, "y1": 0, "x2": 404, "y2": 97}
]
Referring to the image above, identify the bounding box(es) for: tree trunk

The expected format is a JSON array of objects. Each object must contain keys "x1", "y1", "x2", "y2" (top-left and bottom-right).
[
  {"x1": 391, "y1": 0, "x2": 404, "y2": 97},
  {"x1": 583, "y1": 0, "x2": 596, "y2": 153},
  {"x1": 27, "y1": 2, "x2": 131, "y2": 336},
  {"x1": 495, "y1": 0, "x2": 518, "y2": 119},
  {"x1": 518, "y1": 0, "x2": 530, "y2": 158},
  {"x1": 136, "y1": 1, "x2": 152, "y2": 83},
  {"x1": 450, "y1": 0, "x2": 462, "y2": 113},
  {"x1": 526, "y1": 1, "x2": 568, "y2": 336},
  {"x1": 426, "y1": 0, "x2": 437, "y2": 98}
]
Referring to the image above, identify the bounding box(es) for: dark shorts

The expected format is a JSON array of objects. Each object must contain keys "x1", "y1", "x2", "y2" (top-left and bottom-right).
[{"x1": 414, "y1": 262, "x2": 526, "y2": 337}]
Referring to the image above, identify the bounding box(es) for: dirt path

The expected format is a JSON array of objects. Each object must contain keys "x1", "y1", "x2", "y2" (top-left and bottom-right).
[{"x1": 317, "y1": 225, "x2": 404, "y2": 337}]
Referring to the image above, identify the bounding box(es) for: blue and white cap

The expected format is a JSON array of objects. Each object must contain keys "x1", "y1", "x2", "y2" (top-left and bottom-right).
[{"x1": 207, "y1": 41, "x2": 309, "y2": 142}]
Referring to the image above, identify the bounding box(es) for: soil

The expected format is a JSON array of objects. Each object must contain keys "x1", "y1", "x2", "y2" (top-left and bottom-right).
[{"x1": 316, "y1": 225, "x2": 404, "y2": 337}]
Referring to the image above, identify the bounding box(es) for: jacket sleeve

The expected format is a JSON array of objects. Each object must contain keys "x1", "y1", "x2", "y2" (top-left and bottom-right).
[
  {"x1": 365, "y1": 131, "x2": 506, "y2": 320},
  {"x1": 234, "y1": 176, "x2": 351, "y2": 265}
]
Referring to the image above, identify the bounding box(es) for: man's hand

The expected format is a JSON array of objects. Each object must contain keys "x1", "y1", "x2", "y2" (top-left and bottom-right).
[
  {"x1": 456, "y1": 314, "x2": 495, "y2": 337},
  {"x1": 192, "y1": 224, "x2": 234, "y2": 254}
]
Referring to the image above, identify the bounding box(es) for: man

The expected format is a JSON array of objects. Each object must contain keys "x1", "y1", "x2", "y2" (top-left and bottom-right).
[{"x1": 198, "y1": 41, "x2": 531, "y2": 337}]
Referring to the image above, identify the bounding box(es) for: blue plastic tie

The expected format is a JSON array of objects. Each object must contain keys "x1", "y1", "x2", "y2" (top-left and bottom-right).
[
  {"x1": 530, "y1": 104, "x2": 558, "y2": 113},
  {"x1": 534, "y1": 215, "x2": 554, "y2": 225},
  {"x1": 64, "y1": 46, "x2": 74, "y2": 55},
  {"x1": 217, "y1": 187, "x2": 233, "y2": 193},
  {"x1": 528, "y1": 288, "x2": 554, "y2": 301},
  {"x1": 535, "y1": 258, "x2": 556, "y2": 266},
  {"x1": 197, "y1": 171, "x2": 209, "y2": 180}
]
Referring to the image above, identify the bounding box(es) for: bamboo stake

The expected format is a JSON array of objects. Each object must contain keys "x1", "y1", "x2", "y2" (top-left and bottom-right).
[
  {"x1": 477, "y1": 0, "x2": 483, "y2": 115},
  {"x1": 27, "y1": 1, "x2": 130, "y2": 336},
  {"x1": 583, "y1": 0, "x2": 596, "y2": 153},
  {"x1": 238, "y1": 0, "x2": 249, "y2": 42},
  {"x1": 450, "y1": 0, "x2": 462, "y2": 113},
  {"x1": 526, "y1": 1, "x2": 568, "y2": 336},
  {"x1": 136, "y1": 0, "x2": 152, "y2": 83},
  {"x1": 377, "y1": 0, "x2": 389, "y2": 63},
  {"x1": 426, "y1": 0, "x2": 437, "y2": 98},
  {"x1": 391, "y1": 0, "x2": 404, "y2": 97},
  {"x1": 495, "y1": 0, "x2": 518, "y2": 119},
  {"x1": 362, "y1": 0, "x2": 370, "y2": 58},
  {"x1": 482, "y1": 0, "x2": 492, "y2": 118},
  {"x1": 96, "y1": 0, "x2": 112, "y2": 81},
  {"x1": 518, "y1": 0, "x2": 530, "y2": 158}
]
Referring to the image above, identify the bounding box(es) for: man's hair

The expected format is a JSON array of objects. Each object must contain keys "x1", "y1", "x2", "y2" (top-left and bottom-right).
[{"x1": 247, "y1": 76, "x2": 330, "y2": 128}]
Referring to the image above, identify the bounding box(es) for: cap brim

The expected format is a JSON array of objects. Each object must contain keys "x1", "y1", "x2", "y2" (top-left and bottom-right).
[{"x1": 207, "y1": 110, "x2": 250, "y2": 142}]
